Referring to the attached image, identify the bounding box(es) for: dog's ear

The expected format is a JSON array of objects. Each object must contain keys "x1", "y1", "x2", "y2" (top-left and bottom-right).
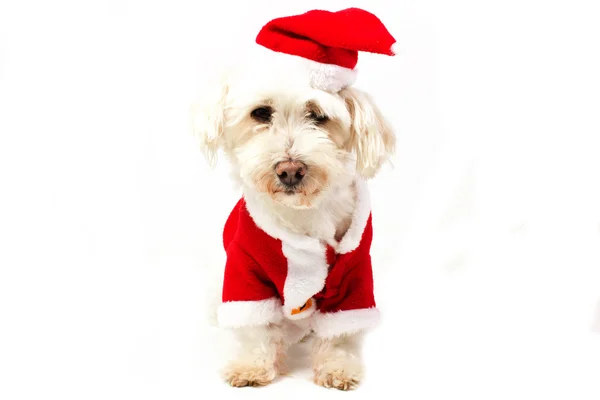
[
  {"x1": 340, "y1": 87, "x2": 396, "y2": 178},
  {"x1": 191, "y1": 73, "x2": 229, "y2": 167}
]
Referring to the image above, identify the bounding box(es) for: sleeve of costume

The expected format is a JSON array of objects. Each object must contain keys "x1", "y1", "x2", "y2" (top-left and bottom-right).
[
  {"x1": 217, "y1": 242, "x2": 283, "y2": 328},
  {"x1": 311, "y1": 254, "x2": 380, "y2": 338}
]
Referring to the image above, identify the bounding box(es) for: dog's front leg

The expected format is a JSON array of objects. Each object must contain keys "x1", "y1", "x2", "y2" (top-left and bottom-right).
[
  {"x1": 312, "y1": 332, "x2": 364, "y2": 390},
  {"x1": 222, "y1": 323, "x2": 285, "y2": 387}
]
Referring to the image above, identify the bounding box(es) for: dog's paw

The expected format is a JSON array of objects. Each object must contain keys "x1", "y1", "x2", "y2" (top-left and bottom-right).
[
  {"x1": 223, "y1": 363, "x2": 277, "y2": 387},
  {"x1": 313, "y1": 361, "x2": 362, "y2": 391}
]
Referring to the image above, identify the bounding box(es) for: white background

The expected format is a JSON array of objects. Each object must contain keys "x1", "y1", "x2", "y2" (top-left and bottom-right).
[{"x1": 1, "y1": 0, "x2": 600, "y2": 399}]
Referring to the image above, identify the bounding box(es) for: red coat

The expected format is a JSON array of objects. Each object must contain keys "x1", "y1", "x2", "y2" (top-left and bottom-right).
[{"x1": 217, "y1": 180, "x2": 380, "y2": 338}]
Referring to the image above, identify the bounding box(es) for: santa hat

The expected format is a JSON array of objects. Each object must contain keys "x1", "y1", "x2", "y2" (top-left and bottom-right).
[{"x1": 254, "y1": 7, "x2": 397, "y2": 93}]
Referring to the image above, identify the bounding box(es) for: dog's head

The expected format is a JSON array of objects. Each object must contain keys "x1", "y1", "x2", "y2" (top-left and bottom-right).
[{"x1": 192, "y1": 69, "x2": 395, "y2": 209}]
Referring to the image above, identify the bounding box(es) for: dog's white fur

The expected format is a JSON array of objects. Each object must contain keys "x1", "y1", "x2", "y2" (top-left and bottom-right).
[{"x1": 192, "y1": 63, "x2": 395, "y2": 390}]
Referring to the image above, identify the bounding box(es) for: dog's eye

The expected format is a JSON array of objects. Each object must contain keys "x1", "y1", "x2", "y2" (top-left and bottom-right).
[
  {"x1": 251, "y1": 106, "x2": 273, "y2": 123},
  {"x1": 308, "y1": 111, "x2": 329, "y2": 124}
]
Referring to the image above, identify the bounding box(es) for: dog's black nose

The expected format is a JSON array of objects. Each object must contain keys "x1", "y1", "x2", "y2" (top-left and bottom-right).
[{"x1": 275, "y1": 161, "x2": 306, "y2": 187}]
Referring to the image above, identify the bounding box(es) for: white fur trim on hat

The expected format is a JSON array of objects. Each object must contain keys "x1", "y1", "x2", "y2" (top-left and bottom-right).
[
  {"x1": 217, "y1": 297, "x2": 283, "y2": 328},
  {"x1": 311, "y1": 308, "x2": 381, "y2": 338},
  {"x1": 306, "y1": 60, "x2": 357, "y2": 93}
]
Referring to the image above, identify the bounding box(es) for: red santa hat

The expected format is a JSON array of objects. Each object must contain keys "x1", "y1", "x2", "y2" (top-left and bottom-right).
[{"x1": 254, "y1": 7, "x2": 397, "y2": 93}]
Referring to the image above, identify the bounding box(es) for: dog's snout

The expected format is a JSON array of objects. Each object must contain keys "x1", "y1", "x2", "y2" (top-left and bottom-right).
[{"x1": 275, "y1": 161, "x2": 306, "y2": 187}]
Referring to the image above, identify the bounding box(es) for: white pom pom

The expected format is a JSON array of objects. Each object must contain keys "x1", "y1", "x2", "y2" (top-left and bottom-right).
[{"x1": 306, "y1": 61, "x2": 357, "y2": 93}]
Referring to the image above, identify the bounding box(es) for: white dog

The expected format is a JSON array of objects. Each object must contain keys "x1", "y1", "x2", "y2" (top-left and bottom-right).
[{"x1": 192, "y1": 7, "x2": 397, "y2": 390}]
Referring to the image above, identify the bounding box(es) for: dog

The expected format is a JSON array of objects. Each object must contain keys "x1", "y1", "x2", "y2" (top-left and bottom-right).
[{"x1": 192, "y1": 7, "x2": 396, "y2": 390}]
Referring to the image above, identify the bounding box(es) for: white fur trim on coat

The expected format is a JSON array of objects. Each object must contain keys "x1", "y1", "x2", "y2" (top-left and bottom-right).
[
  {"x1": 283, "y1": 296, "x2": 317, "y2": 321},
  {"x1": 217, "y1": 297, "x2": 283, "y2": 328},
  {"x1": 243, "y1": 191, "x2": 330, "y2": 319},
  {"x1": 311, "y1": 308, "x2": 381, "y2": 338},
  {"x1": 242, "y1": 178, "x2": 373, "y2": 321},
  {"x1": 282, "y1": 238, "x2": 327, "y2": 317},
  {"x1": 337, "y1": 177, "x2": 371, "y2": 254}
]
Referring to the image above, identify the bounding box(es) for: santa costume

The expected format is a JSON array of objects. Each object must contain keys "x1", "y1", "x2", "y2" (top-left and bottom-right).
[{"x1": 216, "y1": 8, "x2": 396, "y2": 338}]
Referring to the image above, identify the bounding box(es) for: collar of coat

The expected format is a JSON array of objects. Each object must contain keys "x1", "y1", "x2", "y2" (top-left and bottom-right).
[{"x1": 243, "y1": 177, "x2": 372, "y2": 256}]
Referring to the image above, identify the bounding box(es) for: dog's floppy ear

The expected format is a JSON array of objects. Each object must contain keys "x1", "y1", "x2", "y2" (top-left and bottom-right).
[
  {"x1": 191, "y1": 73, "x2": 229, "y2": 166},
  {"x1": 340, "y1": 87, "x2": 396, "y2": 178}
]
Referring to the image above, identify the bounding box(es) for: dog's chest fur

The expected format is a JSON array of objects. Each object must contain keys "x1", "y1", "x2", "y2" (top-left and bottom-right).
[{"x1": 267, "y1": 183, "x2": 357, "y2": 247}]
